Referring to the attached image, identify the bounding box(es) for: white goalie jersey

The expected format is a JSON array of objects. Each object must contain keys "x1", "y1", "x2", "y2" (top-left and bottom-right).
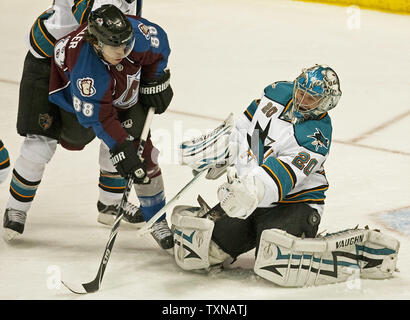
[{"x1": 232, "y1": 81, "x2": 332, "y2": 215}]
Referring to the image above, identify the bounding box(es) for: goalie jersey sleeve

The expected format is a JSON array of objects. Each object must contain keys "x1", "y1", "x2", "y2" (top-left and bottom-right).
[
  {"x1": 49, "y1": 16, "x2": 171, "y2": 149},
  {"x1": 233, "y1": 81, "x2": 332, "y2": 212}
]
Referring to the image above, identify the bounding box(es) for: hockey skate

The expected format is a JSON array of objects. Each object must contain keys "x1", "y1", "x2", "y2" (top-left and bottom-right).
[
  {"x1": 3, "y1": 208, "x2": 27, "y2": 241},
  {"x1": 97, "y1": 201, "x2": 145, "y2": 228},
  {"x1": 151, "y1": 219, "x2": 174, "y2": 252}
]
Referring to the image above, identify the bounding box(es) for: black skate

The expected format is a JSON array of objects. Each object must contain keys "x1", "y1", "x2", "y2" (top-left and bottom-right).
[
  {"x1": 97, "y1": 201, "x2": 145, "y2": 228},
  {"x1": 151, "y1": 219, "x2": 174, "y2": 251},
  {"x1": 3, "y1": 208, "x2": 27, "y2": 241}
]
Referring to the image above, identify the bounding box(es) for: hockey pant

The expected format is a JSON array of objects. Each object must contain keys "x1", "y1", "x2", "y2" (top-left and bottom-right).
[{"x1": 211, "y1": 203, "x2": 321, "y2": 259}]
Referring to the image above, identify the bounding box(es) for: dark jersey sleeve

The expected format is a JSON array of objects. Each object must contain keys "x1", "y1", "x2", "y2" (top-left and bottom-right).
[
  {"x1": 128, "y1": 16, "x2": 171, "y2": 80},
  {"x1": 72, "y1": 0, "x2": 94, "y2": 25}
]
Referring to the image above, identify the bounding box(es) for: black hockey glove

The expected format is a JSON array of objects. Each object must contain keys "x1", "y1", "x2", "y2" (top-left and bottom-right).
[
  {"x1": 139, "y1": 70, "x2": 173, "y2": 114},
  {"x1": 110, "y1": 140, "x2": 149, "y2": 184}
]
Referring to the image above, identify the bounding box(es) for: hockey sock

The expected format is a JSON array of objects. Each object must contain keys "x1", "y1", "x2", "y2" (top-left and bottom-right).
[
  {"x1": 98, "y1": 170, "x2": 126, "y2": 205},
  {"x1": 7, "y1": 156, "x2": 45, "y2": 212}
]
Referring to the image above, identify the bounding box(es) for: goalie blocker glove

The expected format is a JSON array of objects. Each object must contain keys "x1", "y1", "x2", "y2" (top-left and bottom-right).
[
  {"x1": 110, "y1": 139, "x2": 149, "y2": 184},
  {"x1": 139, "y1": 70, "x2": 173, "y2": 114}
]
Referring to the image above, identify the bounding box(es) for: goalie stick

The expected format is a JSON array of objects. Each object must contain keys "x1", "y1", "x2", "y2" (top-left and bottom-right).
[
  {"x1": 61, "y1": 107, "x2": 155, "y2": 294},
  {"x1": 133, "y1": 169, "x2": 207, "y2": 238}
]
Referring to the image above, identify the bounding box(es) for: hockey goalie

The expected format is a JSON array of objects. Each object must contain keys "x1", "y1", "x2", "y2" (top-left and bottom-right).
[{"x1": 170, "y1": 64, "x2": 400, "y2": 287}]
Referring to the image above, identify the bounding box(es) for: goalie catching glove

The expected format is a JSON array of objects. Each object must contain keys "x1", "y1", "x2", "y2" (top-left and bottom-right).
[
  {"x1": 110, "y1": 139, "x2": 149, "y2": 184},
  {"x1": 139, "y1": 70, "x2": 173, "y2": 114}
]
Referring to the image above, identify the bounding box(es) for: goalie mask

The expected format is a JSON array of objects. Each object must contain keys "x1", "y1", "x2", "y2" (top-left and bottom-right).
[
  {"x1": 289, "y1": 65, "x2": 342, "y2": 123},
  {"x1": 87, "y1": 4, "x2": 135, "y2": 63}
]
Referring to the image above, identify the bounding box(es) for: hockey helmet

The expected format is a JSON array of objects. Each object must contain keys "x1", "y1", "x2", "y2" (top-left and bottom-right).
[
  {"x1": 88, "y1": 4, "x2": 135, "y2": 57},
  {"x1": 290, "y1": 65, "x2": 341, "y2": 123}
]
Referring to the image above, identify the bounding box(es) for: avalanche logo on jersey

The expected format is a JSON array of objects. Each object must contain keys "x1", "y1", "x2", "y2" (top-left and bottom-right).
[
  {"x1": 76, "y1": 77, "x2": 96, "y2": 97},
  {"x1": 113, "y1": 70, "x2": 141, "y2": 109},
  {"x1": 307, "y1": 128, "x2": 329, "y2": 152},
  {"x1": 138, "y1": 23, "x2": 150, "y2": 40}
]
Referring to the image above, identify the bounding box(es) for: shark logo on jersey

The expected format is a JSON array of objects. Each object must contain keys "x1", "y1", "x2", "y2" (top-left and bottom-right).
[
  {"x1": 307, "y1": 128, "x2": 329, "y2": 151},
  {"x1": 77, "y1": 77, "x2": 96, "y2": 97},
  {"x1": 138, "y1": 23, "x2": 150, "y2": 39},
  {"x1": 113, "y1": 69, "x2": 141, "y2": 109},
  {"x1": 38, "y1": 113, "x2": 53, "y2": 130},
  {"x1": 247, "y1": 120, "x2": 273, "y2": 165}
]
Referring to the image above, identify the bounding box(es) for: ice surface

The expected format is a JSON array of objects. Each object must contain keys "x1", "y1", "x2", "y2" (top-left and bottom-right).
[{"x1": 0, "y1": 0, "x2": 409, "y2": 300}]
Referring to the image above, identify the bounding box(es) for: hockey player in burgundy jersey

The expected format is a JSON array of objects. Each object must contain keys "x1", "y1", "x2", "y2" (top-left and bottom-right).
[
  {"x1": 48, "y1": 5, "x2": 174, "y2": 250},
  {"x1": 49, "y1": 7, "x2": 170, "y2": 150},
  {"x1": 3, "y1": 1, "x2": 145, "y2": 243},
  {"x1": 3, "y1": 2, "x2": 174, "y2": 252},
  {"x1": 4, "y1": 1, "x2": 147, "y2": 244}
]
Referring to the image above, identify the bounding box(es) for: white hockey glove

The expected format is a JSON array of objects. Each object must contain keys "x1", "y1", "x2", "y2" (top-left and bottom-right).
[
  {"x1": 217, "y1": 167, "x2": 265, "y2": 220},
  {"x1": 179, "y1": 113, "x2": 238, "y2": 177}
]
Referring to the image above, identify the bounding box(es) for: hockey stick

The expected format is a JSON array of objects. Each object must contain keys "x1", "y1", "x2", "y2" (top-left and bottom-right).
[
  {"x1": 61, "y1": 107, "x2": 155, "y2": 294},
  {"x1": 62, "y1": 166, "x2": 206, "y2": 294},
  {"x1": 133, "y1": 169, "x2": 206, "y2": 238}
]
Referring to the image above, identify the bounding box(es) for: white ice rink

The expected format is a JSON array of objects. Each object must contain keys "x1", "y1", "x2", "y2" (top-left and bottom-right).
[{"x1": 0, "y1": 0, "x2": 409, "y2": 300}]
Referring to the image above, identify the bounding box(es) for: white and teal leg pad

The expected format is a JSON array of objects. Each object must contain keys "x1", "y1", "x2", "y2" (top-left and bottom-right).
[
  {"x1": 171, "y1": 206, "x2": 215, "y2": 270},
  {"x1": 254, "y1": 228, "x2": 400, "y2": 287}
]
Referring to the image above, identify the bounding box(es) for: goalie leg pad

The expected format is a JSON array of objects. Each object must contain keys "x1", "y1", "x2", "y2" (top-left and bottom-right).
[
  {"x1": 254, "y1": 228, "x2": 400, "y2": 287},
  {"x1": 171, "y1": 208, "x2": 215, "y2": 270},
  {"x1": 359, "y1": 230, "x2": 400, "y2": 279}
]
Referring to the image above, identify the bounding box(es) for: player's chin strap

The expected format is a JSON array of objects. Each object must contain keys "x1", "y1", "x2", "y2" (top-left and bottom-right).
[{"x1": 254, "y1": 227, "x2": 400, "y2": 287}]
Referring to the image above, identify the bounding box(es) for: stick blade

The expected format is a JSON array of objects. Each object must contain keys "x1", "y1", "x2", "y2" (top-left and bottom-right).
[{"x1": 61, "y1": 280, "x2": 89, "y2": 295}]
